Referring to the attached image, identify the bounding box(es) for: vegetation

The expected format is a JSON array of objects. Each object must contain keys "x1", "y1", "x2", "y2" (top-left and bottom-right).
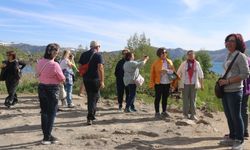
[{"x1": 0, "y1": 35, "x2": 225, "y2": 112}]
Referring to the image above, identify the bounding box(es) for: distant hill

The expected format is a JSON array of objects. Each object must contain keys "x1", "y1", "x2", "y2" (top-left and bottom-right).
[{"x1": 8, "y1": 40, "x2": 250, "y2": 62}]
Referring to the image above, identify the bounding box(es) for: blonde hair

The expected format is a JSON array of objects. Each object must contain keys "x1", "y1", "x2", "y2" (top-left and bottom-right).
[{"x1": 62, "y1": 50, "x2": 70, "y2": 59}]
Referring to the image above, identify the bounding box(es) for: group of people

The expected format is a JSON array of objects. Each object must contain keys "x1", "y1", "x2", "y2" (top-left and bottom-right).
[{"x1": 0, "y1": 33, "x2": 249, "y2": 150}]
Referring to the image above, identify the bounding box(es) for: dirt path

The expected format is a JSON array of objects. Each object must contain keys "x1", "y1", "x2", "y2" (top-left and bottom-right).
[{"x1": 0, "y1": 94, "x2": 249, "y2": 150}]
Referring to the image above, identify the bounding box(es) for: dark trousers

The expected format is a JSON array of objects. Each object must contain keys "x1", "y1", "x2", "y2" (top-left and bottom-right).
[
  {"x1": 116, "y1": 78, "x2": 129, "y2": 108},
  {"x1": 5, "y1": 79, "x2": 19, "y2": 106},
  {"x1": 126, "y1": 84, "x2": 136, "y2": 109},
  {"x1": 242, "y1": 95, "x2": 249, "y2": 135},
  {"x1": 154, "y1": 84, "x2": 170, "y2": 113},
  {"x1": 83, "y1": 79, "x2": 100, "y2": 120},
  {"x1": 222, "y1": 91, "x2": 244, "y2": 142},
  {"x1": 38, "y1": 84, "x2": 59, "y2": 139}
]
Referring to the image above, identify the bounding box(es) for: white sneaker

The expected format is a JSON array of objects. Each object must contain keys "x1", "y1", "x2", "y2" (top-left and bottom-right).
[
  {"x1": 68, "y1": 103, "x2": 75, "y2": 108},
  {"x1": 219, "y1": 138, "x2": 234, "y2": 146},
  {"x1": 190, "y1": 115, "x2": 199, "y2": 121},
  {"x1": 232, "y1": 140, "x2": 243, "y2": 150}
]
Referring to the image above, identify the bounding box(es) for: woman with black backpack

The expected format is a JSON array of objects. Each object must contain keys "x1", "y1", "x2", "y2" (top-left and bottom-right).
[{"x1": 0, "y1": 51, "x2": 26, "y2": 108}]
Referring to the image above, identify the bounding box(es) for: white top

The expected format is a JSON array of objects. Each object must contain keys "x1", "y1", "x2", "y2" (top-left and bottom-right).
[
  {"x1": 60, "y1": 58, "x2": 70, "y2": 70},
  {"x1": 160, "y1": 60, "x2": 171, "y2": 84},
  {"x1": 177, "y1": 60, "x2": 204, "y2": 89}
]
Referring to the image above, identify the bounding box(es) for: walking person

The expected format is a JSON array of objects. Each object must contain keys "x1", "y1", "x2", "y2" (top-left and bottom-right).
[
  {"x1": 79, "y1": 41, "x2": 105, "y2": 125},
  {"x1": 123, "y1": 52, "x2": 149, "y2": 112},
  {"x1": 0, "y1": 51, "x2": 26, "y2": 108},
  {"x1": 218, "y1": 33, "x2": 249, "y2": 150},
  {"x1": 36, "y1": 43, "x2": 65, "y2": 144},
  {"x1": 60, "y1": 50, "x2": 75, "y2": 108},
  {"x1": 177, "y1": 50, "x2": 204, "y2": 120},
  {"x1": 115, "y1": 49, "x2": 130, "y2": 111},
  {"x1": 150, "y1": 47, "x2": 177, "y2": 118}
]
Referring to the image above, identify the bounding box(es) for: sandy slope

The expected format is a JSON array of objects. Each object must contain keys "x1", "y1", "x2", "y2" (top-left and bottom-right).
[{"x1": 0, "y1": 94, "x2": 249, "y2": 150}]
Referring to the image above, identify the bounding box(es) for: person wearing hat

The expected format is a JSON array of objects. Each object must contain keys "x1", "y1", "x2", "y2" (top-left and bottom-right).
[
  {"x1": 177, "y1": 50, "x2": 204, "y2": 121},
  {"x1": 149, "y1": 47, "x2": 177, "y2": 118},
  {"x1": 78, "y1": 40, "x2": 104, "y2": 125},
  {"x1": 114, "y1": 49, "x2": 130, "y2": 111}
]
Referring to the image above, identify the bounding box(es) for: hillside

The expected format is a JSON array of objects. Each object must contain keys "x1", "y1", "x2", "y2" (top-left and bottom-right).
[{"x1": 8, "y1": 40, "x2": 250, "y2": 62}]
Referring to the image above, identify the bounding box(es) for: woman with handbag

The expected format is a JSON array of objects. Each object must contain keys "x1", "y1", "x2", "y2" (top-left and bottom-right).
[
  {"x1": 60, "y1": 50, "x2": 75, "y2": 108},
  {"x1": 123, "y1": 52, "x2": 149, "y2": 112},
  {"x1": 177, "y1": 50, "x2": 204, "y2": 121},
  {"x1": 1, "y1": 51, "x2": 26, "y2": 108},
  {"x1": 218, "y1": 34, "x2": 249, "y2": 150},
  {"x1": 36, "y1": 43, "x2": 65, "y2": 144},
  {"x1": 150, "y1": 47, "x2": 177, "y2": 118}
]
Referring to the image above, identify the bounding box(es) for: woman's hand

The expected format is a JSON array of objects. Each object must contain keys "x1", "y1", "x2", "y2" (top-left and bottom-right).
[
  {"x1": 218, "y1": 79, "x2": 229, "y2": 86},
  {"x1": 0, "y1": 64, "x2": 6, "y2": 68}
]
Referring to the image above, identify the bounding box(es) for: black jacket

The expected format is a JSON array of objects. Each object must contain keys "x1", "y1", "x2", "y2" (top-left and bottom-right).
[{"x1": 114, "y1": 58, "x2": 126, "y2": 80}]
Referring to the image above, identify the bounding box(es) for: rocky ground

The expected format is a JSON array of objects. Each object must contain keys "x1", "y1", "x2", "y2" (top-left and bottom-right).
[{"x1": 0, "y1": 94, "x2": 249, "y2": 150}]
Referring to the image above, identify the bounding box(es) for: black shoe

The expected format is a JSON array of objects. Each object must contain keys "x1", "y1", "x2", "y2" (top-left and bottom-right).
[
  {"x1": 49, "y1": 135, "x2": 59, "y2": 144},
  {"x1": 124, "y1": 108, "x2": 132, "y2": 113},
  {"x1": 11, "y1": 100, "x2": 18, "y2": 106},
  {"x1": 130, "y1": 108, "x2": 137, "y2": 112},
  {"x1": 87, "y1": 119, "x2": 93, "y2": 125},
  {"x1": 244, "y1": 132, "x2": 249, "y2": 137},
  {"x1": 41, "y1": 137, "x2": 51, "y2": 145}
]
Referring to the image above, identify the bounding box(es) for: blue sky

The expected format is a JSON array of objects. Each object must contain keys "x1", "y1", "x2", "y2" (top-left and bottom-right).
[{"x1": 0, "y1": 0, "x2": 250, "y2": 51}]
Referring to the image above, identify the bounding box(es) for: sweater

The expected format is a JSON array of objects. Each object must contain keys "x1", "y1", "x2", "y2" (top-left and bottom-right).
[
  {"x1": 177, "y1": 60, "x2": 204, "y2": 89},
  {"x1": 223, "y1": 51, "x2": 250, "y2": 92},
  {"x1": 123, "y1": 60, "x2": 145, "y2": 86}
]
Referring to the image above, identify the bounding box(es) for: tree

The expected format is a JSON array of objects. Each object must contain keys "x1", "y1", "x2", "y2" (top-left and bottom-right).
[
  {"x1": 127, "y1": 33, "x2": 150, "y2": 51},
  {"x1": 195, "y1": 50, "x2": 212, "y2": 77}
]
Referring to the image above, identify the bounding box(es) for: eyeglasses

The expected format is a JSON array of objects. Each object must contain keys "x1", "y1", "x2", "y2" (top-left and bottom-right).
[{"x1": 226, "y1": 40, "x2": 236, "y2": 43}]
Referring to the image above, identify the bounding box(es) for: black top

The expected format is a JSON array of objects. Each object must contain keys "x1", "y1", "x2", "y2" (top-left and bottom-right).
[
  {"x1": 79, "y1": 49, "x2": 104, "y2": 80},
  {"x1": 114, "y1": 58, "x2": 126, "y2": 80},
  {"x1": 3, "y1": 60, "x2": 26, "y2": 80}
]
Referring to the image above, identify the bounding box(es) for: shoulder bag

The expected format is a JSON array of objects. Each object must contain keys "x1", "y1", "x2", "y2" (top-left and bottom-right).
[
  {"x1": 78, "y1": 52, "x2": 95, "y2": 77},
  {"x1": 214, "y1": 52, "x2": 239, "y2": 98}
]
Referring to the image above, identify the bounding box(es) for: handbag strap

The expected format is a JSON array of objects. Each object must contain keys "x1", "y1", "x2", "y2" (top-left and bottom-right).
[
  {"x1": 38, "y1": 61, "x2": 50, "y2": 77},
  {"x1": 222, "y1": 52, "x2": 239, "y2": 79},
  {"x1": 87, "y1": 52, "x2": 95, "y2": 64}
]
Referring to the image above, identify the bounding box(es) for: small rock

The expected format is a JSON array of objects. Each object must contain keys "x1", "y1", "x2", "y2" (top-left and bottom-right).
[
  {"x1": 137, "y1": 131, "x2": 159, "y2": 137},
  {"x1": 204, "y1": 112, "x2": 214, "y2": 118},
  {"x1": 85, "y1": 142, "x2": 92, "y2": 146},
  {"x1": 165, "y1": 129, "x2": 174, "y2": 133},
  {"x1": 175, "y1": 132, "x2": 182, "y2": 136},
  {"x1": 196, "y1": 119, "x2": 210, "y2": 125},
  {"x1": 66, "y1": 129, "x2": 74, "y2": 132},
  {"x1": 113, "y1": 129, "x2": 135, "y2": 135},
  {"x1": 101, "y1": 129, "x2": 108, "y2": 132},
  {"x1": 175, "y1": 120, "x2": 195, "y2": 126}
]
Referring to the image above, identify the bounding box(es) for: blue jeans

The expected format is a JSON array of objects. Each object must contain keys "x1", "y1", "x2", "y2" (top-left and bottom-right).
[
  {"x1": 126, "y1": 84, "x2": 136, "y2": 109},
  {"x1": 38, "y1": 84, "x2": 59, "y2": 139},
  {"x1": 222, "y1": 91, "x2": 244, "y2": 141},
  {"x1": 64, "y1": 83, "x2": 73, "y2": 105}
]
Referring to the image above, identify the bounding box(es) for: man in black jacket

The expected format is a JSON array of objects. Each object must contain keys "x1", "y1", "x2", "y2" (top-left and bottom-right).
[{"x1": 114, "y1": 49, "x2": 130, "y2": 111}]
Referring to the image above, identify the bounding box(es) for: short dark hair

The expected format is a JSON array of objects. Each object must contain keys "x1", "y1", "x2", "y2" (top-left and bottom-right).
[
  {"x1": 156, "y1": 47, "x2": 167, "y2": 57},
  {"x1": 6, "y1": 51, "x2": 16, "y2": 59},
  {"x1": 187, "y1": 50, "x2": 194, "y2": 55},
  {"x1": 124, "y1": 52, "x2": 133, "y2": 61},
  {"x1": 44, "y1": 43, "x2": 60, "y2": 59},
  {"x1": 225, "y1": 33, "x2": 246, "y2": 53}
]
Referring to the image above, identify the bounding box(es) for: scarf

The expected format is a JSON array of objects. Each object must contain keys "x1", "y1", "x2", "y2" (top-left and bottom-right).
[{"x1": 187, "y1": 59, "x2": 195, "y2": 84}]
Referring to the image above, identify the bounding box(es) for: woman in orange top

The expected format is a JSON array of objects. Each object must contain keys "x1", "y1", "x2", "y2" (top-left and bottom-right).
[{"x1": 150, "y1": 47, "x2": 177, "y2": 118}]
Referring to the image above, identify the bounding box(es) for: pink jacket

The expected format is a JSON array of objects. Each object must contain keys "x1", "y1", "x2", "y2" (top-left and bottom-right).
[{"x1": 36, "y1": 58, "x2": 65, "y2": 84}]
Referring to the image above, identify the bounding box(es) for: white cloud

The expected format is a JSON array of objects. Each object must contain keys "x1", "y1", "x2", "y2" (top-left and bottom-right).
[{"x1": 0, "y1": 5, "x2": 249, "y2": 51}]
